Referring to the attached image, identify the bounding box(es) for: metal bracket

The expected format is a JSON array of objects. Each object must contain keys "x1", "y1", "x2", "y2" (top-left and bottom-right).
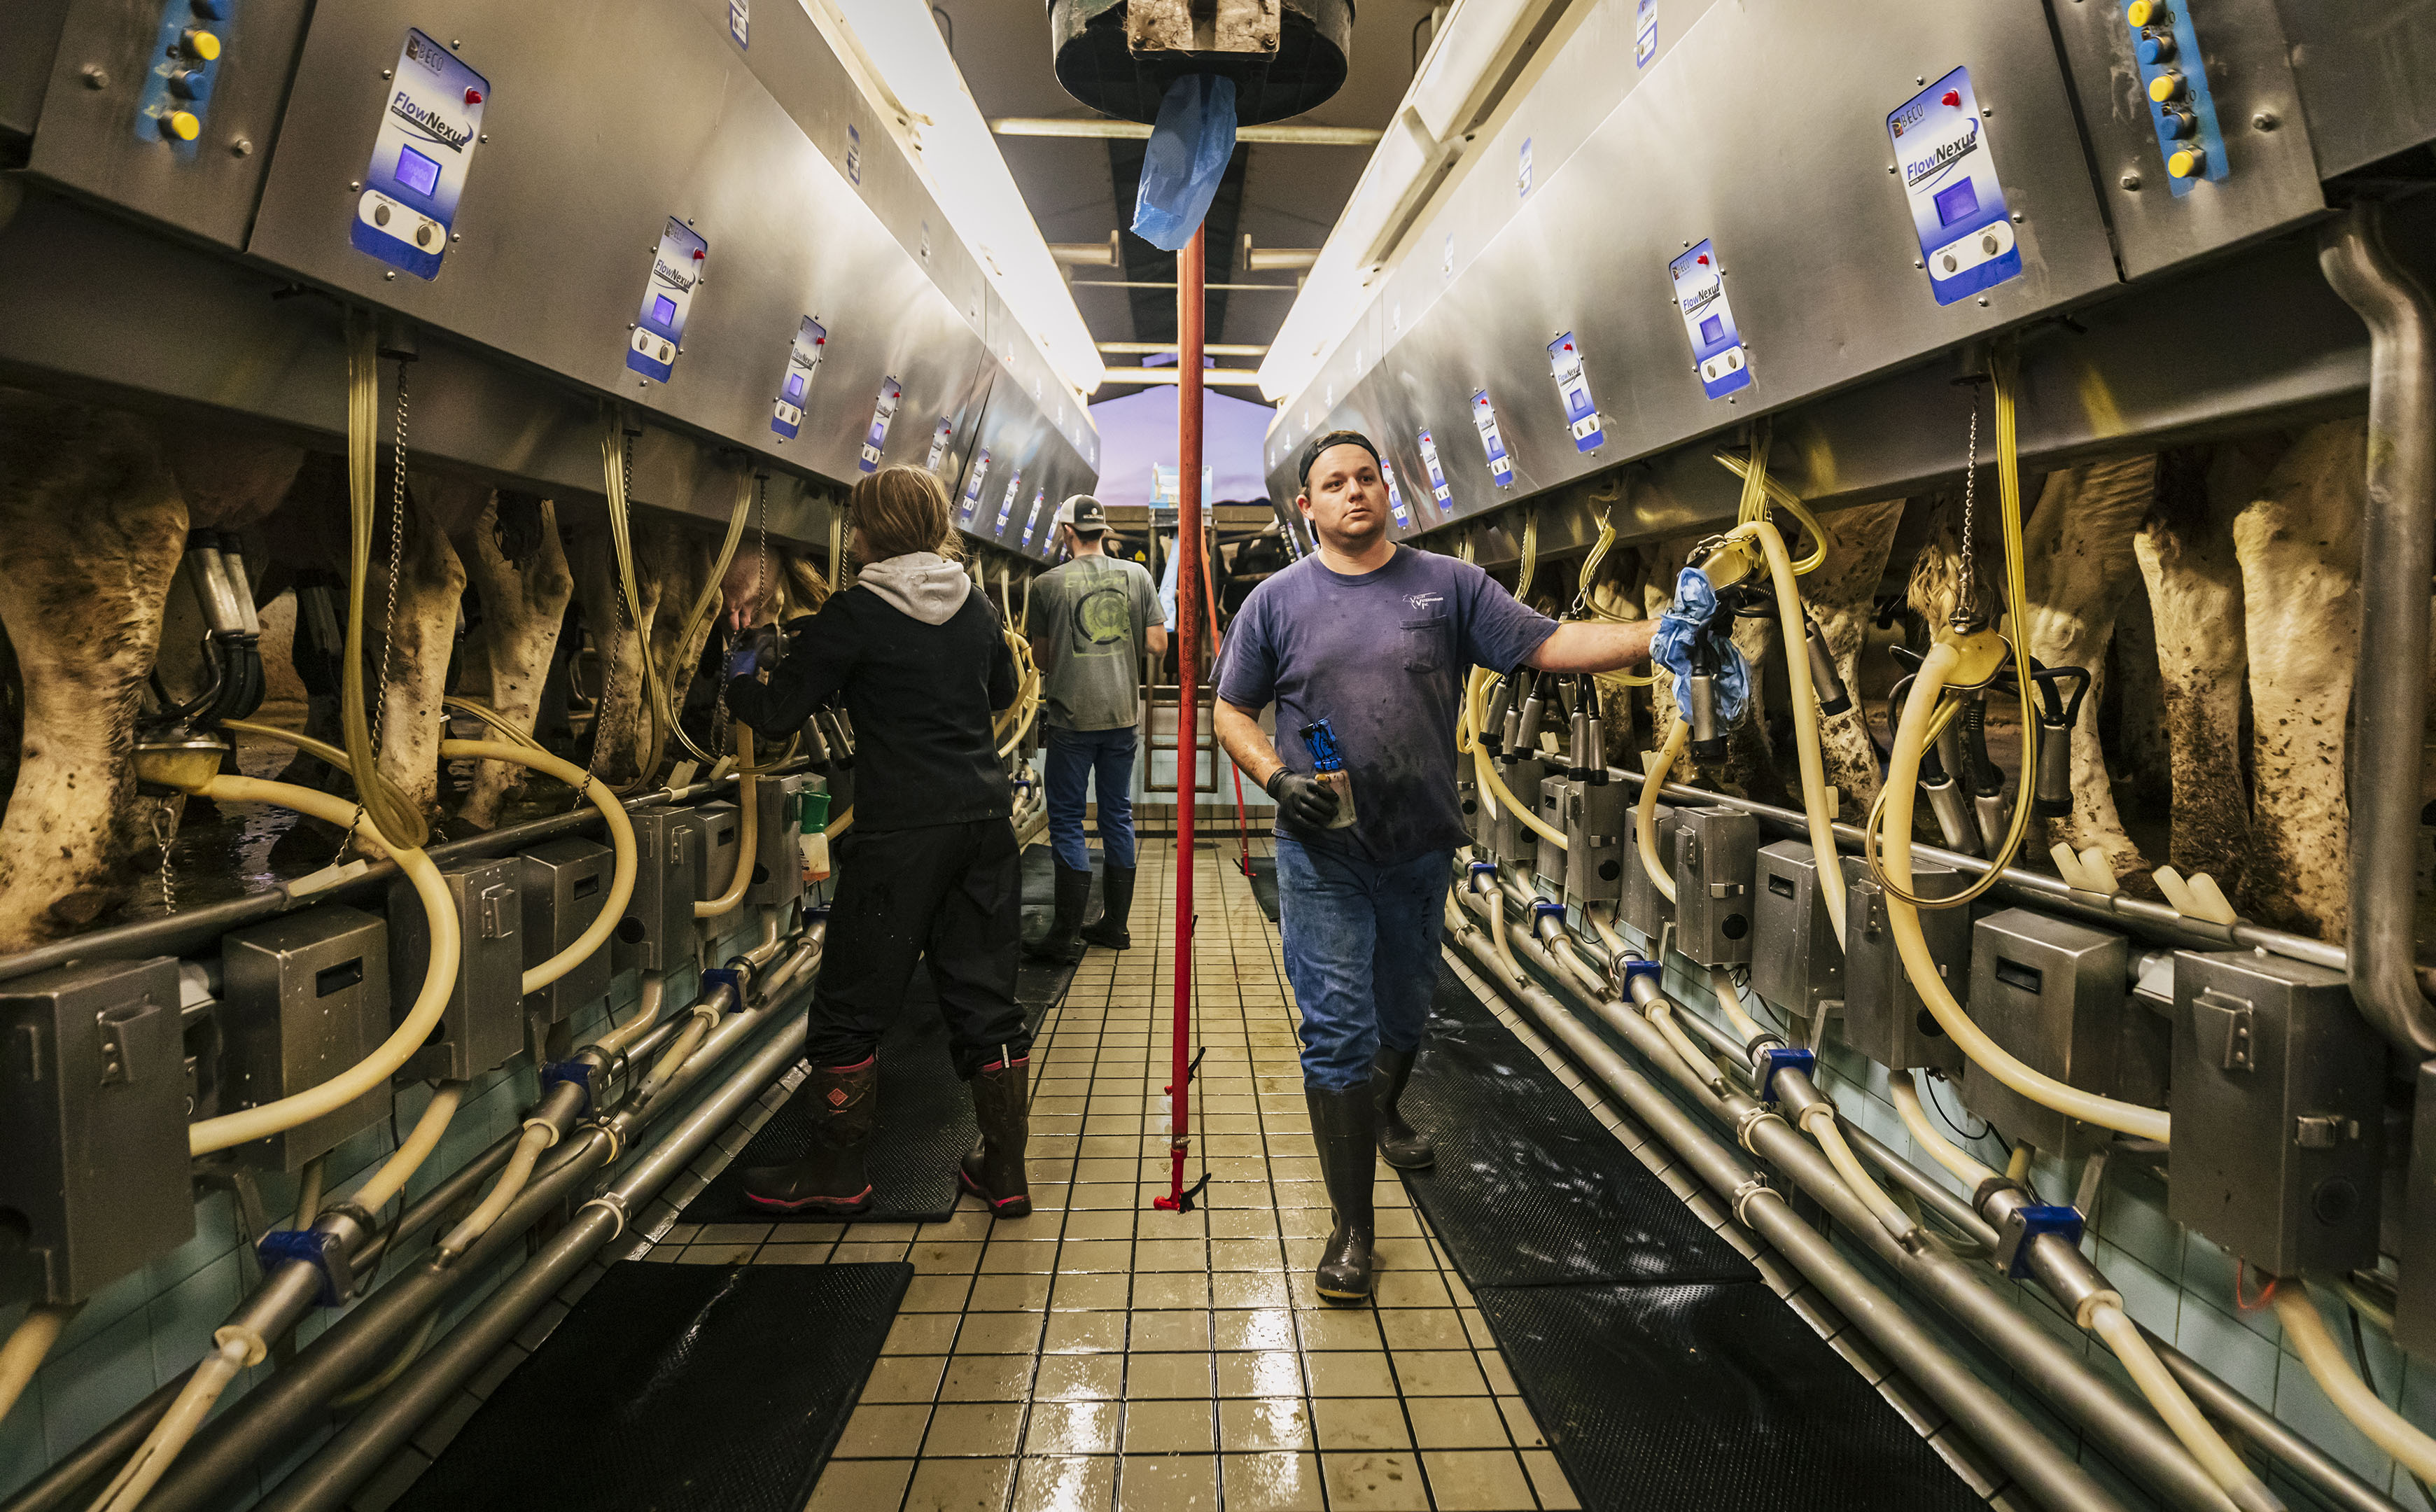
[
  {"x1": 1996, "y1": 1203, "x2": 2085, "y2": 1280},
  {"x1": 255, "y1": 1225, "x2": 354, "y2": 1308},
  {"x1": 700, "y1": 966, "x2": 748, "y2": 1004},
  {"x1": 1754, "y1": 1046, "x2": 1815, "y2": 1104},
  {"x1": 477, "y1": 883, "x2": 515, "y2": 941},
  {"x1": 540, "y1": 1058, "x2": 597, "y2": 1118}
]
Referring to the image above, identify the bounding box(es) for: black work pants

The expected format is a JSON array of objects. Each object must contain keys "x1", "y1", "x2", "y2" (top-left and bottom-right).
[{"x1": 806, "y1": 818, "x2": 1028, "y2": 1079}]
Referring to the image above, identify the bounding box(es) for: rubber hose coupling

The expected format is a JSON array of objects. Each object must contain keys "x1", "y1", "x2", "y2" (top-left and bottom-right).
[
  {"x1": 1618, "y1": 958, "x2": 1665, "y2": 1005},
  {"x1": 1531, "y1": 900, "x2": 1569, "y2": 942}
]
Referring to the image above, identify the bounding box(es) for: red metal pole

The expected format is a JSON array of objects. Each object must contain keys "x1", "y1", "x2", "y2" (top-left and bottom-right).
[{"x1": 1156, "y1": 225, "x2": 1206, "y2": 1212}]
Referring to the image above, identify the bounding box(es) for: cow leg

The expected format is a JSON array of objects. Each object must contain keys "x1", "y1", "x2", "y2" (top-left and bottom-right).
[
  {"x1": 2233, "y1": 421, "x2": 2367, "y2": 938},
  {"x1": 2023, "y1": 456, "x2": 2156, "y2": 887},
  {"x1": 636, "y1": 516, "x2": 719, "y2": 757},
  {"x1": 2132, "y1": 447, "x2": 2262, "y2": 890},
  {"x1": 365, "y1": 475, "x2": 471, "y2": 830},
  {"x1": 564, "y1": 525, "x2": 659, "y2": 786},
  {"x1": 0, "y1": 394, "x2": 187, "y2": 950},
  {"x1": 1805, "y1": 498, "x2": 1904, "y2": 818},
  {"x1": 453, "y1": 491, "x2": 573, "y2": 828}
]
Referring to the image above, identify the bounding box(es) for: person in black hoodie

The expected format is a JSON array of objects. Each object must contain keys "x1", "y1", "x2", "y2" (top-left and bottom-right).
[{"x1": 722, "y1": 464, "x2": 1032, "y2": 1219}]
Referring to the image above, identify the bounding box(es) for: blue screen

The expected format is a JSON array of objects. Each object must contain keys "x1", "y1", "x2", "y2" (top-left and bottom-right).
[
  {"x1": 395, "y1": 144, "x2": 441, "y2": 197},
  {"x1": 1933, "y1": 177, "x2": 1980, "y2": 227},
  {"x1": 1699, "y1": 314, "x2": 1725, "y2": 345},
  {"x1": 651, "y1": 294, "x2": 678, "y2": 327},
  {"x1": 785, "y1": 372, "x2": 806, "y2": 400}
]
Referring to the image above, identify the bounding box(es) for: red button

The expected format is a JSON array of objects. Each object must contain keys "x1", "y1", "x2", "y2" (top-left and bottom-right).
[
  {"x1": 1942, "y1": 89, "x2": 1961, "y2": 107},
  {"x1": 1696, "y1": 253, "x2": 1709, "y2": 265},
  {"x1": 692, "y1": 248, "x2": 706, "y2": 260},
  {"x1": 464, "y1": 87, "x2": 483, "y2": 104}
]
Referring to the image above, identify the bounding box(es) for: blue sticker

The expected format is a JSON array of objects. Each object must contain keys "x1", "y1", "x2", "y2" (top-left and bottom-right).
[
  {"x1": 729, "y1": 0, "x2": 749, "y2": 48},
  {"x1": 134, "y1": 0, "x2": 241, "y2": 155},
  {"x1": 2127, "y1": 8, "x2": 2227, "y2": 194},
  {"x1": 351, "y1": 29, "x2": 489, "y2": 280},
  {"x1": 1021, "y1": 489, "x2": 1046, "y2": 547},
  {"x1": 1417, "y1": 429, "x2": 1452, "y2": 506},
  {"x1": 1635, "y1": 0, "x2": 1658, "y2": 66},
  {"x1": 1471, "y1": 391, "x2": 1513, "y2": 488},
  {"x1": 925, "y1": 418, "x2": 955, "y2": 472},
  {"x1": 769, "y1": 316, "x2": 825, "y2": 440},
  {"x1": 993, "y1": 469, "x2": 1023, "y2": 534},
  {"x1": 1669, "y1": 239, "x2": 1751, "y2": 399},
  {"x1": 625, "y1": 218, "x2": 706, "y2": 382},
  {"x1": 857, "y1": 378, "x2": 901, "y2": 473},
  {"x1": 959, "y1": 449, "x2": 992, "y2": 524},
  {"x1": 1888, "y1": 68, "x2": 2021, "y2": 305},
  {"x1": 1382, "y1": 458, "x2": 1413, "y2": 528},
  {"x1": 1517, "y1": 138, "x2": 1533, "y2": 201},
  {"x1": 1548, "y1": 332, "x2": 1603, "y2": 452}
]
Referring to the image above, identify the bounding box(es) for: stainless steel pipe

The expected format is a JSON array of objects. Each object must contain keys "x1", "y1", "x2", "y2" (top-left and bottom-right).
[
  {"x1": 1443, "y1": 907, "x2": 2128, "y2": 1512},
  {"x1": 255, "y1": 1009, "x2": 813, "y2": 1512},
  {"x1": 128, "y1": 934, "x2": 818, "y2": 1512},
  {"x1": 1457, "y1": 891, "x2": 2234, "y2": 1512},
  {"x1": 2320, "y1": 199, "x2": 2436, "y2": 1056}
]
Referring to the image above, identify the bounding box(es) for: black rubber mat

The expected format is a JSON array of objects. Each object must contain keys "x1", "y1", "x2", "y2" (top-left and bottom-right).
[
  {"x1": 1399, "y1": 967, "x2": 1756, "y2": 1289},
  {"x1": 1477, "y1": 1282, "x2": 1987, "y2": 1512},
  {"x1": 682, "y1": 958, "x2": 1066, "y2": 1226},
  {"x1": 394, "y1": 1261, "x2": 911, "y2": 1512}
]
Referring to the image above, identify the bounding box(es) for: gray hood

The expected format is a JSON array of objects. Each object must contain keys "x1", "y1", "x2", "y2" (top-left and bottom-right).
[{"x1": 855, "y1": 551, "x2": 972, "y2": 626}]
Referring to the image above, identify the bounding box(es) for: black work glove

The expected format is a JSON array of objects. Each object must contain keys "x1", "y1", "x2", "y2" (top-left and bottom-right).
[{"x1": 1265, "y1": 767, "x2": 1340, "y2": 836}]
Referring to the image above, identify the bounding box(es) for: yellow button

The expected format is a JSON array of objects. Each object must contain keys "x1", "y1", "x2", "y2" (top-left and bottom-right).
[
  {"x1": 2148, "y1": 71, "x2": 2185, "y2": 104},
  {"x1": 2168, "y1": 146, "x2": 2206, "y2": 178},
  {"x1": 181, "y1": 27, "x2": 220, "y2": 59},
  {"x1": 2126, "y1": 0, "x2": 2158, "y2": 24},
  {"x1": 163, "y1": 109, "x2": 201, "y2": 141}
]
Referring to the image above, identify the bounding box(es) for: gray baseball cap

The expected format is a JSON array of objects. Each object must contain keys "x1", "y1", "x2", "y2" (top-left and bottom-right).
[{"x1": 1053, "y1": 494, "x2": 1109, "y2": 531}]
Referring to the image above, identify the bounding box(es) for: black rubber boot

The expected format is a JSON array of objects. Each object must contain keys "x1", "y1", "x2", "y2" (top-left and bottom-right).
[
  {"x1": 958, "y1": 1058, "x2": 1032, "y2": 1217},
  {"x1": 744, "y1": 1057, "x2": 877, "y2": 1214},
  {"x1": 1080, "y1": 864, "x2": 1136, "y2": 950},
  {"x1": 1025, "y1": 863, "x2": 1091, "y2": 965},
  {"x1": 1306, "y1": 1084, "x2": 1378, "y2": 1303},
  {"x1": 1372, "y1": 1046, "x2": 1435, "y2": 1170}
]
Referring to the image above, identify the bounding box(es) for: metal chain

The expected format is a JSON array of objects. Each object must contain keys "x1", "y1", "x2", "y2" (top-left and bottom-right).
[
  {"x1": 153, "y1": 802, "x2": 178, "y2": 913},
  {"x1": 337, "y1": 357, "x2": 412, "y2": 860},
  {"x1": 1954, "y1": 396, "x2": 1981, "y2": 629}
]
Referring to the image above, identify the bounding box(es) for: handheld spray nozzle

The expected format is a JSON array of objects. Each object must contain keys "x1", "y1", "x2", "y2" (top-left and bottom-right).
[
  {"x1": 1298, "y1": 717, "x2": 1359, "y2": 829},
  {"x1": 1801, "y1": 610, "x2": 1853, "y2": 717}
]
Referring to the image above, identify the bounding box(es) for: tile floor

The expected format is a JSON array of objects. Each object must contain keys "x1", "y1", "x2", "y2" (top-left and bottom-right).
[
  {"x1": 640, "y1": 839, "x2": 1581, "y2": 1512},
  {"x1": 363, "y1": 835, "x2": 2003, "y2": 1512}
]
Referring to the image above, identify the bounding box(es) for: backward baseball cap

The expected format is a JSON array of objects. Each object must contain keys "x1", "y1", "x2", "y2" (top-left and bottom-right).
[{"x1": 1053, "y1": 494, "x2": 1109, "y2": 532}]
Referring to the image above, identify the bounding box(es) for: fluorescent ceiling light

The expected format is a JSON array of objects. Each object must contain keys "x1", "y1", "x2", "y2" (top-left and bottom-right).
[{"x1": 807, "y1": 0, "x2": 1106, "y2": 398}]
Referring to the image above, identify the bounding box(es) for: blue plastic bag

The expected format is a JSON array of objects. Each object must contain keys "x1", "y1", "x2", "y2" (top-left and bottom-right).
[
  {"x1": 1132, "y1": 74, "x2": 1238, "y2": 251},
  {"x1": 1648, "y1": 567, "x2": 1751, "y2": 727}
]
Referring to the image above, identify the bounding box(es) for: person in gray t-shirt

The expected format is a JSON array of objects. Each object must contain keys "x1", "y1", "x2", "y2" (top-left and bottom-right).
[{"x1": 1025, "y1": 495, "x2": 1168, "y2": 964}]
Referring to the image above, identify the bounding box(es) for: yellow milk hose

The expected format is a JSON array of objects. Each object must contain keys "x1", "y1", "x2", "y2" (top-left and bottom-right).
[
  {"x1": 2276, "y1": 1283, "x2": 2436, "y2": 1485},
  {"x1": 0, "y1": 1305, "x2": 77, "y2": 1430},
  {"x1": 694, "y1": 724, "x2": 755, "y2": 919},
  {"x1": 346, "y1": 1082, "x2": 463, "y2": 1214},
  {"x1": 1892, "y1": 1072, "x2": 1998, "y2": 1188},
  {"x1": 2090, "y1": 1301, "x2": 2264, "y2": 1512},
  {"x1": 174, "y1": 776, "x2": 458, "y2": 1156},
  {"x1": 1634, "y1": 720, "x2": 1691, "y2": 903},
  {"x1": 1875, "y1": 642, "x2": 2170, "y2": 1143}
]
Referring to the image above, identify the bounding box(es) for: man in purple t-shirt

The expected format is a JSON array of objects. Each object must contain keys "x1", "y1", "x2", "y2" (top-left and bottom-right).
[{"x1": 1216, "y1": 430, "x2": 1655, "y2": 1304}]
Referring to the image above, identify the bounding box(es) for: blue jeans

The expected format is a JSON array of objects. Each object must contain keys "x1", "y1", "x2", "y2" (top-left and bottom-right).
[
  {"x1": 1044, "y1": 724, "x2": 1138, "y2": 873},
  {"x1": 1275, "y1": 838, "x2": 1455, "y2": 1090}
]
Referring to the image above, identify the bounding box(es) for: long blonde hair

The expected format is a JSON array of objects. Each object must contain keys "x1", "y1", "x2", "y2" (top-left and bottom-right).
[{"x1": 850, "y1": 465, "x2": 961, "y2": 562}]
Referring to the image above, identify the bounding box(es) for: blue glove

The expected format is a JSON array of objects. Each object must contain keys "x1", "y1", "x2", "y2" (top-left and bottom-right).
[
  {"x1": 727, "y1": 642, "x2": 760, "y2": 680},
  {"x1": 1648, "y1": 568, "x2": 1751, "y2": 727}
]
